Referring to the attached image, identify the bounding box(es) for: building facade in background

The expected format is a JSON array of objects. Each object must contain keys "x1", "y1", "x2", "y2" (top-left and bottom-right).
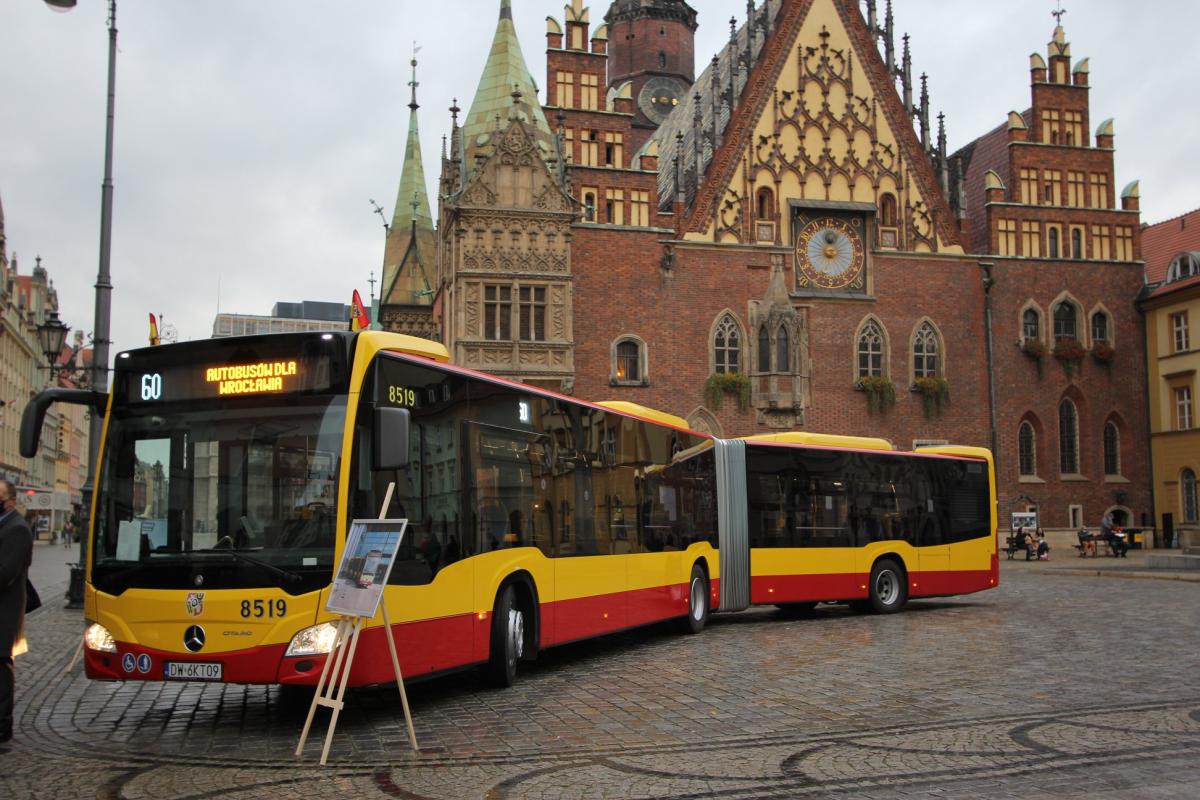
[
  {"x1": 384, "y1": 0, "x2": 1152, "y2": 537},
  {"x1": 211, "y1": 300, "x2": 352, "y2": 338},
  {"x1": 1139, "y1": 209, "x2": 1200, "y2": 549}
]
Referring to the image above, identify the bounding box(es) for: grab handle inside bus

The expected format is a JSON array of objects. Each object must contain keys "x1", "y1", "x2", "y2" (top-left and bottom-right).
[
  {"x1": 20, "y1": 388, "x2": 108, "y2": 458},
  {"x1": 373, "y1": 406, "x2": 411, "y2": 470}
]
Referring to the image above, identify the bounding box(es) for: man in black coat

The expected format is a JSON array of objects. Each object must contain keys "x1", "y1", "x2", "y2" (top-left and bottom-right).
[{"x1": 0, "y1": 479, "x2": 33, "y2": 744}]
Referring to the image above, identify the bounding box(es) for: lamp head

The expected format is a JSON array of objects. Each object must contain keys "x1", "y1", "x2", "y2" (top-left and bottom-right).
[{"x1": 44, "y1": 0, "x2": 77, "y2": 11}]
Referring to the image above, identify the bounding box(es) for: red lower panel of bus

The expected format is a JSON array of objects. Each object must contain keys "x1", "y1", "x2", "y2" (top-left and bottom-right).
[{"x1": 751, "y1": 569, "x2": 995, "y2": 605}]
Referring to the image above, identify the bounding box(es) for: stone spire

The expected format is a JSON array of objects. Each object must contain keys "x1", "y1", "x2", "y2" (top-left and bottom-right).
[
  {"x1": 461, "y1": 0, "x2": 552, "y2": 162},
  {"x1": 381, "y1": 51, "x2": 435, "y2": 307}
]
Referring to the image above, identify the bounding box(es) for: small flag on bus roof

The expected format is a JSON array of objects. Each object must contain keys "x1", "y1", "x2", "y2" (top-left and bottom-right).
[
  {"x1": 350, "y1": 289, "x2": 370, "y2": 332},
  {"x1": 149, "y1": 313, "x2": 160, "y2": 346}
]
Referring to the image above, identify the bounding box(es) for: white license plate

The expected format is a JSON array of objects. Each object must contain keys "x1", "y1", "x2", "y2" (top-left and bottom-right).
[{"x1": 164, "y1": 661, "x2": 223, "y2": 681}]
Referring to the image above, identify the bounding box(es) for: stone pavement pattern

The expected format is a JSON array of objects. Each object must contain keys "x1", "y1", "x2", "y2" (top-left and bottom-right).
[{"x1": 2, "y1": 554, "x2": 1198, "y2": 799}]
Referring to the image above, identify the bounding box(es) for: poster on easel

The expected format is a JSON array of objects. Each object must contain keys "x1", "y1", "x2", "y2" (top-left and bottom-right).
[
  {"x1": 327, "y1": 519, "x2": 408, "y2": 617},
  {"x1": 296, "y1": 495, "x2": 419, "y2": 765}
]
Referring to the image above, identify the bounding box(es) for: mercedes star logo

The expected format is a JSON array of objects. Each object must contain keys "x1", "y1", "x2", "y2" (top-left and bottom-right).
[{"x1": 183, "y1": 625, "x2": 206, "y2": 653}]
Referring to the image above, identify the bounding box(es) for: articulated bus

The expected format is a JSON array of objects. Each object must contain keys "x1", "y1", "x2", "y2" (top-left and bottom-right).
[{"x1": 23, "y1": 331, "x2": 997, "y2": 688}]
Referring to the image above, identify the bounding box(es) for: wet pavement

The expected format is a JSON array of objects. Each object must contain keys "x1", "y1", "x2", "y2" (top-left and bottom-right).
[{"x1": 3, "y1": 545, "x2": 1198, "y2": 799}]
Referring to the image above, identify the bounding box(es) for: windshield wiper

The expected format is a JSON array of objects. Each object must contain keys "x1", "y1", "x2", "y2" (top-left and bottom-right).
[{"x1": 203, "y1": 540, "x2": 304, "y2": 585}]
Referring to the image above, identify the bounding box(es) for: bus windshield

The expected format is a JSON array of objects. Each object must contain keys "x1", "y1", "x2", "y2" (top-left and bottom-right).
[{"x1": 92, "y1": 395, "x2": 347, "y2": 596}]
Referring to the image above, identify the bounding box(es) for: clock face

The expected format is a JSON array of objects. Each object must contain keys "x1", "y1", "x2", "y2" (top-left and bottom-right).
[
  {"x1": 795, "y1": 216, "x2": 866, "y2": 290},
  {"x1": 637, "y1": 76, "x2": 686, "y2": 125}
]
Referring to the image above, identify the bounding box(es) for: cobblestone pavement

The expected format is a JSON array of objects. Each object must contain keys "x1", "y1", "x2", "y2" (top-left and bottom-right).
[{"x1": 2, "y1": 560, "x2": 1198, "y2": 799}]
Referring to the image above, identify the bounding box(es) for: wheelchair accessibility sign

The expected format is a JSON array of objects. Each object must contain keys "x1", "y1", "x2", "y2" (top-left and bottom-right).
[
  {"x1": 122, "y1": 653, "x2": 153, "y2": 674},
  {"x1": 122, "y1": 653, "x2": 136, "y2": 673}
]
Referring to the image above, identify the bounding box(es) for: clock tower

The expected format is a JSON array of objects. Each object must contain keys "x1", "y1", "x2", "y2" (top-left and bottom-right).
[{"x1": 605, "y1": 0, "x2": 698, "y2": 128}]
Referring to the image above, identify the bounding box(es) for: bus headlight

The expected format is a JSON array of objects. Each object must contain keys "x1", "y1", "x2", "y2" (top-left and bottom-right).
[
  {"x1": 285, "y1": 622, "x2": 339, "y2": 657},
  {"x1": 84, "y1": 623, "x2": 117, "y2": 653}
]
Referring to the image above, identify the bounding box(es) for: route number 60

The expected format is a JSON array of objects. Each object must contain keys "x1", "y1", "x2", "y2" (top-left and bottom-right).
[{"x1": 140, "y1": 373, "x2": 162, "y2": 401}]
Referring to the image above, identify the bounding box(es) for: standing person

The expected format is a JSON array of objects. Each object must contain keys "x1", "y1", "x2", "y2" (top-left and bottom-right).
[{"x1": 0, "y1": 479, "x2": 34, "y2": 744}]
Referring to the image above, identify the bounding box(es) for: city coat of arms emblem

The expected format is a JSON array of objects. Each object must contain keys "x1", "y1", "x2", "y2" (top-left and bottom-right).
[{"x1": 185, "y1": 592, "x2": 205, "y2": 617}]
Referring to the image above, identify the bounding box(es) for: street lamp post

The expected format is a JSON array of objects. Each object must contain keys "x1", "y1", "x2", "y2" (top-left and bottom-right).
[{"x1": 46, "y1": 0, "x2": 117, "y2": 604}]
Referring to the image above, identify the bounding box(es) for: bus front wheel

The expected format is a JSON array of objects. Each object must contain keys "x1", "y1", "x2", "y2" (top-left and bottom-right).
[
  {"x1": 677, "y1": 563, "x2": 709, "y2": 634},
  {"x1": 868, "y1": 558, "x2": 907, "y2": 614},
  {"x1": 485, "y1": 584, "x2": 525, "y2": 687}
]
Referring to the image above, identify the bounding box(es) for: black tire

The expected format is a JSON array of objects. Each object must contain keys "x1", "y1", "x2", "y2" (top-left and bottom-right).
[
  {"x1": 867, "y1": 558, "x2": 908, "y2": 614},
  {"x1": 776, "y1": 601, "x2": 818, "y2": 617},
  {"x1": 677, "y1": 563, "x2": 709, "y2": 634},
  {"x1": 484, "y1": 584, "x2": 525, "y2": 687}
]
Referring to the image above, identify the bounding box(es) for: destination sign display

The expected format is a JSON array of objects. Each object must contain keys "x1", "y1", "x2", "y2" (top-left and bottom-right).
[{"x1": 116, "y1": 334, "x2": 349, "y2": 405}]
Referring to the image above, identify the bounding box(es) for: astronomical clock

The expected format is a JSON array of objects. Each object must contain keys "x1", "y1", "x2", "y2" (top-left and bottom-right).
[
  {"x1": 793, "y1": 212, "x2": 867, "y2": 293},
  {"x1": 637, "y1": 76, "x2": 687, "y2": 125}
]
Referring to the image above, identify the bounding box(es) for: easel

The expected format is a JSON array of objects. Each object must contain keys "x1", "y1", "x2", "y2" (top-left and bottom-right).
[{"x1": 295, "y1": 484, "x2": 419, "y2": 765}]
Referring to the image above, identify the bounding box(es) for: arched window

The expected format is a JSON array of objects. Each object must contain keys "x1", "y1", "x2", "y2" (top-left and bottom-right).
[
  {"x1": 776, "y1": 325, "x2": 790, "y2": 372},
  {"x1": 857, "y1": 320, "x2": 884, "y2": 377},
  {"x1": 1059, "y1": 399, "x2": 1079, "y2": 474},
  {"x1": 757, "y1": 325, "x2": 770, "y2": 372},
  {"x1": 1022, "y1": 308, "x2": 1040, "y2": 340},
  {"x1": 658, "y1": 51, "x2": 667, "y2": 68},
  {"x1": 1091, "y1": 311, "x2": 1109, "y2": 343},
  {"x1": 615, "y1": 340, "x2": 641, "y2": 382},
  {"x1": 1183, "y1": 468, "x2": 1199, "y2": 523},
  {"x1": 1071, "y1": 227, "x2": 1083, "y2": 259},
  {"x1": 879, "y1": 193, "x2": 898, "y2": 227},
  {"x1": 756, "y1": 187, "x2": 774, "y2": 220},
  {"x1": 1168, "y1": 253, "x2": 1200, "y2": 282},
  {"x1": 913, "y1": 322, "x2": 939, "y2": 378},
  {"x1": 1048, "y1": 227, "x2": 1060, "y2": 258},
  {"x1": 714, "y1": 315, "x2": 741, "y2": 374},
  {"x1": 1053, "y1": 301, "x2": 1077, "y2": 340},
  {"x1": 1018, "y1": 421, "x2": 1036, "y2": 476},
  {"x1": 1103, "y1": 421, "x2": 1120, "y2": 476}
]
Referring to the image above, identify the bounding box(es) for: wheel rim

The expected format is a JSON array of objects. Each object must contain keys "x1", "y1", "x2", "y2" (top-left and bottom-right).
[
  {"x1": 689, "y1": 576, "x2": 705, "y2": 621},
  {"x1": 874, "y1": 569, "x2": 899, "y2": 605},
  {"x1": 508, "y1": 607, "x2": 524, "y2": 662}
]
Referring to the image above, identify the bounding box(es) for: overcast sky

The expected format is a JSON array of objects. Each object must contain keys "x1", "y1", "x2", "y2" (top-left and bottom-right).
[{"x1": 2, "y1": 0, "x2": 1196, "y2": 368}]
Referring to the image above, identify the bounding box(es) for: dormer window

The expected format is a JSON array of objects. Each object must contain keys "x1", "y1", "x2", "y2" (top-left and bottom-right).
[{"x1": 1167, "y1": 252, "x2": 1200, "y2": 283}]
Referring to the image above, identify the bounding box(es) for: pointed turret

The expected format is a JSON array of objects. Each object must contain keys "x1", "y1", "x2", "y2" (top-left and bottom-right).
[
  {"x1": 381, "y1": 53, "x2": 436, "y2": 309},
  {"x1": 462, "y1": 0, "x2": 552, "y2": 164}
]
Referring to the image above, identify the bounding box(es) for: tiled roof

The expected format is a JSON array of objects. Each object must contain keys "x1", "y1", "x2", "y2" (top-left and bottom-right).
[
  {"x1": 647, "y1": 0, "x2": 783, "y2": 210},
  {"x1": 953, "y1": 110, "x2": 1030, "y2": 254},
  {"x1": 1144, "y1": 272, "x2": 1200, "y2": 301},
  {"x1": 461, "y1": 0, "x2": 551, "y2": 162},
  {"x1": 1142, "y1": 206, "x2": 1200, "y2": 284}
]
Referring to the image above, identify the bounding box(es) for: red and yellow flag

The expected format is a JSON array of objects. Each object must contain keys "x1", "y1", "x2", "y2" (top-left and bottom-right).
[
  {"x1": 149, "y1": 313, "x2": 161, "y2": 346},
  {"x1": 350, "y1": 289, "x2": 370, "y2": 332}
]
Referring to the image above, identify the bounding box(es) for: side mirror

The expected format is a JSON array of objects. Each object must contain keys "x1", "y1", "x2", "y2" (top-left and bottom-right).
[{"x1": 373, "y1": 406, "x2": 411, "y2": 470}]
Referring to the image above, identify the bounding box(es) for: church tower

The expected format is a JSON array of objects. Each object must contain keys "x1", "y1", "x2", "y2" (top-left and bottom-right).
[
  {"x1": 379, "y1": 55, "x2": 438, "y2": 340},
  {"x1": 438, "y1": 0, "x2": 577, "y2": 392},
  {"x1": 605, "y1": 0, "x2": 698, "y2": 129}
]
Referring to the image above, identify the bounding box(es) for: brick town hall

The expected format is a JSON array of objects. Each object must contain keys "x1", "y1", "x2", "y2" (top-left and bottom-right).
[{"x1": 377, "y1": 0, "x2": 1149, "y2": 538}]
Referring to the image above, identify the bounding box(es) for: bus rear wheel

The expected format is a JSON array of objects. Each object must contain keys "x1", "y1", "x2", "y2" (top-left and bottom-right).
[
  {"x1": 677, "y1": 563, "x2": 709, "y2": 634},
  {"x1": 868, "y1": 558, "x2": 907, "y2": 614},
  {"x1": 485, "y1": 584, "x2": 525, "y2": 687}
]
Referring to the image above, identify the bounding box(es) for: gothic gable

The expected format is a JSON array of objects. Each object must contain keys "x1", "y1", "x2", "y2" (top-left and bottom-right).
[
  {"x1": 457, "y1": 117, "x2": 573, "y2": 214},
  {"x1": 681, "y1": 0, "x2": 961, "y2": 253}
]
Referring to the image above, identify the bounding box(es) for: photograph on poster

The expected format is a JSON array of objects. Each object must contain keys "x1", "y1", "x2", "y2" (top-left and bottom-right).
[{"x1": 327, "y1": 518, "x2": 408, "y2": 618}]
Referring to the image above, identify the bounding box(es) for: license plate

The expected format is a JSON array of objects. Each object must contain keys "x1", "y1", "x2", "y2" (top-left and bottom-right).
[{"x1": 164, "y1": 661, "x2": 223, "y2": 681}]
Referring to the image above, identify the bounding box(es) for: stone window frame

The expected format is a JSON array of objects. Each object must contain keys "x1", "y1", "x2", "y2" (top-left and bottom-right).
[
  {"x1": 609, "y1": 334, "x2": 649, "y2": 387},
  {"x1": 1102, "y1": 417, "x2": 1122, "y2": 478},
  {"x1": 909, "y1": 318, "x2": 944, "y2": 382},
  {"x1": 1018, "y1": 300, "x2": 1045, "y2": 345},
  {"x1": 1018, "y1": 418, "x2": 1038, "y2": 478},
  {"x1": 854, "y1": 315, "x2": 889, "y2": 380},
  {"x1": 710, "y1": 311, "x2": 746, "y2": 375},
  {"x1": 1088, "y1": 302, "x2": 1114, "y2": 346},
  {"x1": 1050, "y1": 291, "x2": 1083, "y2": 341}
]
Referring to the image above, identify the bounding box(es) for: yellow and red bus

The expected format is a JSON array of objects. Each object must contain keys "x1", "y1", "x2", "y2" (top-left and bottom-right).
[{"x1": 23, "y1": 331, "x2": 996, "y2": 688}]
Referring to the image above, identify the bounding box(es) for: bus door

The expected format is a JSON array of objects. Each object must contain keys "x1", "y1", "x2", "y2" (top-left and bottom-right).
[
  {"x1": 547, "y1": 405, "x2": 627, "y2": 642},
  {"x1": 913, "y1": 464, "x2": 951, "y2": 594}
]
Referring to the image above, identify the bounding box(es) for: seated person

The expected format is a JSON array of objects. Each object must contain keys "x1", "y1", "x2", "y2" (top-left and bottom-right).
[
  {"x1": 1035, "y1": 530, "x2": 1050, "y2": 560},
  {"x1": 1104, "y1": 526, "x2": 1129, "y2": 558},
  {"x1": 1077, "y1": 527, "x2": 1095, "y2": 556}
]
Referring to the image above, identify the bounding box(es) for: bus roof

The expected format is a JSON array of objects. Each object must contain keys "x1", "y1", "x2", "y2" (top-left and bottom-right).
[
  {"x1": 356, "y1": 331, "x2": 450, "y2": 363},
  {"x1": 741, "y1": 432, "x2": 895, "y2": 451},
  {"x1": 595, "y1": 401, "x2": 689, "y2": 430}
]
